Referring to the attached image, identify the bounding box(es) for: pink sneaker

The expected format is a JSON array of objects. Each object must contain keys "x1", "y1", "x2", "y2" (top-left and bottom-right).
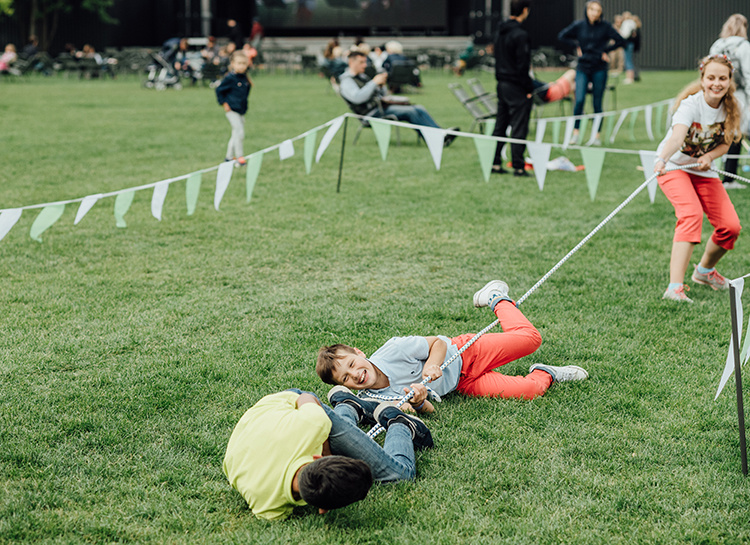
[
  {"x1": 691, "y1": 266, "x2": 729, "y2": 291},
  {"x1": 662, "y1": 284, "x2": 693, "y2": 303}
]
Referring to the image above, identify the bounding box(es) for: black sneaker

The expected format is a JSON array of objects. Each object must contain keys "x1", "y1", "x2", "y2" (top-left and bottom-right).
[
  {"x1": 373, "y1": 403, "x2": 434, "y2": 450},
  {"x1": 443, "y1": 127, "x2": 460, "y2": 148},
  {"x1": 491, "y1": 164, "x2": 508, "y2": 174},
  {"x1": 513, "y1": 168, "x2": 530, "y2": 177},
  {"x1": 327, "y1": 386, "x2": 376, "y2": 426}
]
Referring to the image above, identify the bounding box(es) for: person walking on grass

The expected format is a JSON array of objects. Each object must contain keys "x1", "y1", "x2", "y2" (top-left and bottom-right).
[
  {"x1": 223, "y1": 388, "x2": 432, "y2": 521},
  {"x1": 557, "y1": 0, "x2": 625, "y2": 145},
  {"x1": 317, "y1": 280, "x2": 588, "y2": 414},
  {"x1": 215, "y1": 51, "x2": 251, "y2": 166},
  {"x1": 654, "y1": 54, "x2": 743, "y2": 303}
]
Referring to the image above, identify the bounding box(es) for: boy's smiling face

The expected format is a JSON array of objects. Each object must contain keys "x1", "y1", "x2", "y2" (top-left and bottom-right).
[{"x1": 331, "y1": 348, "x2": 383, "y2": 390}]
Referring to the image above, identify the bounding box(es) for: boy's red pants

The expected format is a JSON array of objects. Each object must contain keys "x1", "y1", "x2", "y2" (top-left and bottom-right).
[{"x1": 453, "y1": 301, "x2": 550, "y2": 399}]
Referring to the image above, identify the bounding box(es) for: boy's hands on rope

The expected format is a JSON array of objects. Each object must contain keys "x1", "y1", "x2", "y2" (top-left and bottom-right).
[
  {"x1": 401, "y1": 384, "x2": 435, "y2": 414},
  {"x1": 422, "y1": 336, "x2": 447, "y2": 383}
]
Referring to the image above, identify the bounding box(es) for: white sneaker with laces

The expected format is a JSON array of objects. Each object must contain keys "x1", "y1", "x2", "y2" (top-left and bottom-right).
[
  {"x1": 662, "y1": 284, "x2": 694, "y2": 302},
  {"x1": 529, "y1": 363, "x2": 589, "y2": 382},
  {"x1": 691, "y1": 266, "x2": 729, "y2": 291},
  {"x1": 472, "y1": 280, "x2": 510, "y2": 308}
]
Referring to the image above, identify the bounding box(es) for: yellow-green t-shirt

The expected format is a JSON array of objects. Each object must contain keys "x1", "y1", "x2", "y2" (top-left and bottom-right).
[{"x1": 223, "y1": 391, "x2": 332, "y2": 521}]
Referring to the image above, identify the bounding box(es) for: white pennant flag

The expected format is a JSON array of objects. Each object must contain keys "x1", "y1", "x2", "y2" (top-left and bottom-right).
[
  {"x1": 562, "y1": 117, "x2": 576, "y2": 150},
  {"x1": 279, "y1": 139, "x2": 295, "y2": 160},
  {"x1": 585, "y1": 114, "x2": 603, "y2": 146},
  {"x1": 535, "y1": 119, "x2": 547, "y2": 143},
  {"x1": 151, "y1": 181, "x2": 169, "y2": 221},
  {"x1": 526, "y1": 142, "x2": 551, "y2": 191},
  {"x1": 420, "y1": 127, "x2": 446, "y2": 170},
  {"x1": 638, "y1": 150, "x2": 659, "y2": 203},
  {"x1": 316, "y1": 116, "x2": 345, "y2": 163},
  {"x1": 610, "y1": 110, "x2": 630, "y2": 143},
  {"x1": 74, "y1": 194, "x2": 102, "y2": 225},
  {"x1": 214, "y1": 160, "x2": 234, "y2": 211},
  {"x1": 716, "y1": 278, "x2": 745, "y2": 400},
  {"x1": 0, "y1": 208, "x2": 22, "y2": 242},
  {"x1": 644, "y1": 105, "x2": 654, "y2": 141}
]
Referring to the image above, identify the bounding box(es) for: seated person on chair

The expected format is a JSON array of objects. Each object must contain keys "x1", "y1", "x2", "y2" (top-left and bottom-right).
[
  {"x1": 223, "y1": 388, "x2": 433, "y2": 521},
  {"x1": 339, "y1": 50, "x2": 458, "y2": 146}
]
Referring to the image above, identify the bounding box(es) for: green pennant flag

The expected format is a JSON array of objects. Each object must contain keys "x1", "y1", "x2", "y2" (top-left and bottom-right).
[
  {"x1": 578, "y1": 116, "x2": 589, "y2": 144},
  {"x1": 483, "y1": 119, "x2": 496, "y2": 136},
  {"x1": 473, "y1": 135, "x2": 498, "y2": 182},
  {"x1": 185, "y1": 172, "x2": 201, "y2": 216},
  {"x1": 580, "y1": 148, "x2": 606, "y2": 201},
  {"x1": 30, "y1": 204, "x2": 65, "y2": 242},
  {"x1": 604, "y1": 114, "x2": 616, "y2": 144},
  {"x1": 304, "y1": 130, "x2": 318, "y2": 174},
  {"x1": 654, "y1": 103, "x2": 665, "y2": 137},
  {"x1": 114, "y1": 190, "x2": 135, "y2": 228},
  {"x1": 369, "y1": 119, "x2": 392, "y2": 161},
  {"x1": 551, "y1": 119, "x2": 561, "y2": 145},
  {"x1": 628, "y1": 110, "x2": 639, "y2": 141},
  {"x1": 246, "y1": 152, "x2": 264, "y2": 203}
]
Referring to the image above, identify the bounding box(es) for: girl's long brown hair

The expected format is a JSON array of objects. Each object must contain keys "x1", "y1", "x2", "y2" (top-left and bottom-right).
[{"x1": 671, "y1": 55, "x2": 742, "y2": 145}]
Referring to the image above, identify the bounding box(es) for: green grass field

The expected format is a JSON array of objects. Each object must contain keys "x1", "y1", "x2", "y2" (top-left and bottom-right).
[{"x1": 2, "y1": 68, "x2": 750, "y2": 544}]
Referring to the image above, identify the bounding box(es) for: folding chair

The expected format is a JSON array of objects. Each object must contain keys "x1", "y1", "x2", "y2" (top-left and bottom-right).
[
  {"x1": 448, "y1": 82, "x2": 495, "y2": 133},
  {"x1": 466, "y1": 78, "x2": 498, "y2": 116},
  {"x1": 352, "y1": 97, "x2": 402, "y2": 145},
  {"x1": 387, "y1": 60, "x2": 421, "y2": 93}
]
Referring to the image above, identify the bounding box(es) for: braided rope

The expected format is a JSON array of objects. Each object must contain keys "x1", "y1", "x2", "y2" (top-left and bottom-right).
[{"x1": 364, "y1": 162, "x2": 728, "y2": 439}]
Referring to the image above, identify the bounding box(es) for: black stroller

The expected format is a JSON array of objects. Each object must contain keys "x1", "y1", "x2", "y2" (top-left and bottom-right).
[{"x1": 143, "y1": 38, "x2": 182, "y2": 90}]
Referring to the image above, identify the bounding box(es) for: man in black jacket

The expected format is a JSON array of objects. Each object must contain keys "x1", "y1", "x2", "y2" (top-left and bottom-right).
[{"x1": 491, "y1": 0, "x2": 533, "y2": 176}]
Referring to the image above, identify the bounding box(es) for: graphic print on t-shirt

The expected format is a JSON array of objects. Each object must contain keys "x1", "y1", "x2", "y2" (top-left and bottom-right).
[{"x1": 680, "y1": 121, "x2": 725, "y2": 157}]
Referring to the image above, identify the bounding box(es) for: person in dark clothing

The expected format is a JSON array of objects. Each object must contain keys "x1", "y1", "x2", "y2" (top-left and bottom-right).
[
  {"x1": 491, "y1": 0, "x2": 533, "y2": 176},
  {"x1": 215, "y1": 51, "x2": 252, "y2": 164},
  {"x1": 557, "y1": 0, "x2": 625, "y2": 144},
  {"x1": 227, "y1": 19, "x2": 245, "y2": 50}
]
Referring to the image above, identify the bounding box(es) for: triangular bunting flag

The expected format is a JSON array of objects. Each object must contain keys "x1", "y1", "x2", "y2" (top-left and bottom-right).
[
  {"x1": 638, "y1": 150, "x2": 659, "y2": 203},
  {"x1": 214, "y1": 160, "x2": 234, "y2": 211},
  {"x1": 279, "y1": 139, "x2": 294, "y2": 160},
  {"x1": 644, "y1": 105, "x2": 654, "y2": 141},
  {"x1": 246, "y1": 152, "x2": 263, "y2": 203},
  {"x1": 628, "y1": 110, "x2": 639, "y2": 141},
  {"x1": 74, "y1": 194, "x2": 102, "y2": 225},
  {"x1": 654, "y1": 103, "x2": 665, "y2": 138},
  {"x1": 420, "y1": 127, "x2": 446, "y2": 170},
  {"x1": 527, "y1": 142, "x2": 551, "y2": 191},
  {"x1": 186, "y1": 172, "x2": 201, "y2": 216},
  {"x1": 473, "y1": 135, "x2": 497, "y2": 182},
  {"x1": 580, "y1": 148, "x2": 606, "y2": 201},
  {"x1": 30, "y1": 204, "x2": 65, "y2": 242},
  {"x1": 151, "y1": 181, "x2": 169, "y2": 221},
  {"x1": 535, "y1": 119, "x2": 547, "y2": 143},
  {"x1": 304, "y1": 130, "x2": 318, "y2": 174},
  {"x1": 578, "y1": 116, "x2": 589, "y2": 145},
  {"x1": 369, "y1": 119, "x2": 392, "y2": 161},
  {"x1": 717, "y1": 278, "x2": 745, "y2": 400},
  {"x1": 610, "y1": 110, "x2": 629, "y2": 143},
  {"x1": 562, "y1": 117, "x2": 576, "y2": 150},
  {"x1": 316, "y1": 116, "x2": 345, "y2": 163},
  {"x1": 114, "y1": 191, "x2": 135, "y2": 228},
  {"x1": 483, "y1": 119, "x2": 496, "y2": 136},
  {"x1": 603, "y1": 113, "x2": 616, "y2": 143},
  {"x1": 0, "y1": 208, "x2": 23, "y2": 242},
  {"x1": 584, "y1": 114, "x2": 603, "y2": 146},
  {"x1": 551, "y1": 119, "x2": 561, "y2": 145}
]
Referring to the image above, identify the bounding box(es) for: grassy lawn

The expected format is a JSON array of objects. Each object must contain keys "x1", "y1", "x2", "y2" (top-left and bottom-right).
[{"x1": 1, "y1": 67, "x2": 749, "y2": 544}]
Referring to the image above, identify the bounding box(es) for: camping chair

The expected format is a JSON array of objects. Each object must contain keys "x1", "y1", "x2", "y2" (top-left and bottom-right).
[
  {"x1": 387, "y1": 60, "x2": 421, "y2": 93},
  {"x1": 466, "y1": 78, "x2": 498, "y2": 116},
  {"x1": 449, "y1": 82, "x2": 495, "y2": 133},
  {"x1": 352, "y1": 97, "x2": 402, "y2": 146}
]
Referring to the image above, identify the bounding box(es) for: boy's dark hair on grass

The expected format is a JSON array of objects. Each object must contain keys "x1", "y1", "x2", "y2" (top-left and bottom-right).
[
  {"x1": 298, "y1": 456, "x2": 373, "y2": 510},
  {"x1": 317, "y1": 344, "x2": 357, "y2": 385}
]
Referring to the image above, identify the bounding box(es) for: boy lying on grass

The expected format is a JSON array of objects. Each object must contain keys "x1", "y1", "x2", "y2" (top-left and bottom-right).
[
  {"x1": 223, "y1": 388, "x2": 432, "y2": 521},
  {"x1": 317, "y1": 280, "x2": 589, "y2": 413}
]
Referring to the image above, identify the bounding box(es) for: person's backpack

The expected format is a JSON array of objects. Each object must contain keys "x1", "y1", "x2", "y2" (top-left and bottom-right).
[{"x1": 721, "y1": 41, "x2": 746, "y2": 89}]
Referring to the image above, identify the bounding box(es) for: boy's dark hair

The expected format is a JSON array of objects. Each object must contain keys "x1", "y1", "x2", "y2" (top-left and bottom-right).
[
  {"x1": 316, "y1": 344, "x2": 356, "y2": 385},
  {"x1": 510, "y1": 0, "x2": 531, "y2": 17},
  {"x1": 298, "y1": 456, "x2": 373, "y2": 510},
  {"x1": 347, "y1": 50, "x2": 366, "y2": 60}
]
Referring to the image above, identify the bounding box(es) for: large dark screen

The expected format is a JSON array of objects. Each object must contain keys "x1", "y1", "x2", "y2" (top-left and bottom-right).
[{"x1": 256, "y1": 0, "x2": 447, "y2": 30}]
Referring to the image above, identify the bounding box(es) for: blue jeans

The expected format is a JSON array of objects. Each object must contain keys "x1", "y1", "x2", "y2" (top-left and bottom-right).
[
  {"x1": 624, "y1": 42, "x2": 635, "y2": 72},
  {"x1": 287, "y1": 390, "x2": 416, "y2": 482},
  {"x1": 381, "y1": 104, "x2": 440, "y2": 129},
  {"x1": 573, "y1": 69, "x2": 608, "y2": 129}
]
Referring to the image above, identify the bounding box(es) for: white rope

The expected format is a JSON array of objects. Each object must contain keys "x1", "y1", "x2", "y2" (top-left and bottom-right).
[{"x1": 365, "y1": 162, "x2": 705, "y2": 439}]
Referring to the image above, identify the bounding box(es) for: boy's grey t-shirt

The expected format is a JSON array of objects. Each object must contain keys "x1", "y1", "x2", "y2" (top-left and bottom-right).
[{"x1": 367, "y1": 335, "x2": 462, "y2": 399}]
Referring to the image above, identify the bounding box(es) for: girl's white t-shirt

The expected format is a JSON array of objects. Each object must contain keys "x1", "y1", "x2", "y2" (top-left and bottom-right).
[{"x1": 656, "y1": 91, "x2": 726, "y2": 178}]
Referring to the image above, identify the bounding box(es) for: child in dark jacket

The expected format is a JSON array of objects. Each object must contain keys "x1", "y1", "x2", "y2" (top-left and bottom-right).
[{"x1": 215, "y1": 51, "x2": 252, "y2": 165}]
